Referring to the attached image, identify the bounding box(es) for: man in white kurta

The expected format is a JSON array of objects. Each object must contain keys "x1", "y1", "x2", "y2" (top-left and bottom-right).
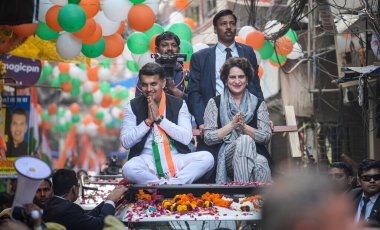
[{"x1": 120, "y1": 63, "x2": 214, "y2": 185}]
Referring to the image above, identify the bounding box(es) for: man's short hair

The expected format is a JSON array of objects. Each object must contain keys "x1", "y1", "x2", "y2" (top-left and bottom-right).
[
  {"x1": 138, "y1": 62, "x2": 166, "y2": 81},
  {"x1": 43, "y1": 178, "x2": 52, "y2": 188},
  {"x1": 213, "y1": 9, "x2": 237, "y2": 27},
  {"x1": 329, "y1": 162, "x2": 353, "y2": 177},
  {"x1": 11, "y1": 108, "x2": 27, "y2": 120},
  {"x1": 155, "y1": 31, "x2": 180, "y2": 48},
  {"x1": 358, "y1": 159, "x2": 380, "y2": 177},
  {"x1": 52, "y1": 169, "x2": 78, "y2": 196}
]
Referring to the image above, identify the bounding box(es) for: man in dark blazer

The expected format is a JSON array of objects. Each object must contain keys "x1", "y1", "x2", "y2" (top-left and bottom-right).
[
  {"x1": 352, "y1": 159, "x2": 380, "y2": 224},
  {"x1": 188, "y1": 9, "x2": 264, "y2": 182},
  {"x1": 42, "y1": 169, "x2": 128, "y2": 230}
]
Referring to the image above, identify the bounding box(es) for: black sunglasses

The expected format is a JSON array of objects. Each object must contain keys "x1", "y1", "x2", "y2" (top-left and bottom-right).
[{"x1": 361, "y1": 174, "x2": 380, "y2": 182}]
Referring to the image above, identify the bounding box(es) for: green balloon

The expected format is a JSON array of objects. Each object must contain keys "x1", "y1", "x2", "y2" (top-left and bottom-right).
[
  {"x1": 78, "y1": 63, "x2": 86, "y2": 70},
  {"x1": 270, "y1": 52, "x2": 287, "y2": 64},
  {"x1": 59, "y1": 73, "x2": 71, "y2": 83},
  {"x1": 99, "y1": 81, "x2": 111, "y2": 94},
  {"x1": 70, "y1": 87, "x2": 80, "y2": 97},
  {"x1": 126, "y1": 60, "x2": 139, "y2": 73},
  {"x1": 57, "y1": 107, "x2": 65, "y2": 117},
  {"x1": 99, "y1": 58, "x2": 111, "y2": 69},
  {"x1": 179, "y1": 39, "x2": 193, "y2": 62},
  {"x1": 168, "y1": 23, "x2": 192, "y2": 42},
  {"x1": 143, "y1": 23, "x2": 164, "y2": 39},
  {"x1": 42, "y1": 110, "x2": 50, "y2": 121},
  {"x1": 82, "y1": 37, "x2": 105, "y2": 58},
  {"x1": 117, "y1": 88, "x2": 130, "y2": 100},
  {"x1": 36, "y1": 21, "x2": 59, "y2": 40},
  {"x1": 105, "y1": 121, "x2": 114, "y2": 129},
  {"x1": 69, "y1": 0, "x2": 81, "y2": 3},
  {"x1": 71, "y1": 78, "x2": 81, "y2": 88},
  {"x1": 127, "y1": 32, "x2": 149, "y2": 54},
  {"x1": 58, "y1": 4, "x2": 86, "y2": 32},
  {"x1": 39, "y1": 64, "x2": 53, "y2": 83},
  {"x1": 96, "y1": 111, "x2": 104, "y2": 120},
  {"x1": 258, "y1": 40, "x2": 274, "y2": 60},
  {"x1": 285, "y1": 29, "x2": 297, "y2": 44},
  {"x1": 72, "y1": 114, "x2": 81, "y2": 123},
  {"x1": 82, "y1": 92, "x2": 94, "y2": 104},
  {"x1": 129, "y1": 0, "x2": 145, "y2": 3},
  {"x1": 50, "y1": 78, "x2": 61, "y2": 87}
]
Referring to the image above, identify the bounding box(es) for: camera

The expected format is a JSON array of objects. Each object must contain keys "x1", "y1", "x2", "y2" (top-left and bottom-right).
[{"x1": 151, "y1": 53, "x2": 187, "y2": 79}]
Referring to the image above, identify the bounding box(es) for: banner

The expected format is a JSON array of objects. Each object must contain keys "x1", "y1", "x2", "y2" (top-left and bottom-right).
[{"x1": 1, "y1": 54, "x2": 41, "y2": 86}]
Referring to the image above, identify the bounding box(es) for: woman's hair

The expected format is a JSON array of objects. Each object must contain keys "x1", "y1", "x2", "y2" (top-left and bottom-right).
[{"x1": 220, "y1": 57, "x2": 254, "y2": 84}]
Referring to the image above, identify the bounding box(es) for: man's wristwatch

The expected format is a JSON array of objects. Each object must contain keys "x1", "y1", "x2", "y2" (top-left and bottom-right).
[{"x1": 154, "y1": 115, "x2": 163, "y2": 125}]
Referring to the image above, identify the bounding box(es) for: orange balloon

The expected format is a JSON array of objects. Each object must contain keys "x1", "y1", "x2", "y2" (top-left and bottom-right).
[
  {"x1": 79, "y1": 0, "x2": 100, "y2": 18},
  {"x1": 183, "y1": 17, "x2": 195, "y2": 30},
  {"x1": 46, "y1": 6, "x2": 63, "y2": 32},
  {"x1": 41, "y1": 121, "x2": 53, "y2": 129},
  {"x1": 258, "y1": 65, "x2": 263, "y2": 79},
  {"x1": 183, "y1": 61, "x2": 190, "y2": 71},
  {"x1": 37, "y1": 104, "x2": 43, "y2": 115},
  {"x1": 269, "y1": 58, "x2": 287, "y2": 67},
  {"x1": 235, "y1": 36, "x2": 246, "y2": 44},
  {"x1": 10, "y1": 23, "x2": 38, "y2": 38},
  {"x1": 82, "y1": 23, "x2": 102, "y2": 44},
  {"x1": 117, "y1": 22, "x2": 125, "y2": 34},
  {"x1": 87, "y1": 65, "x2": 99, "y2": 81},
  {"x1": 119, "y1": 110, "x2": 124, "y2": 120},
  {"x1": 58, "y1": 62, "x2": 70, "y2": 73},
  {"x1": 175, "y1": 0, "x2": 188, "y2": 10},
  {"x1": 98, "y1": 125, "x2": 106, "y2": 134},
  {"x1": 61, "y1": 81, "x2": 73, "y2": 92},
  {"x1": 93, "y1": 118, "x2": 102, "y2": 126},
  {"x1": 47, "y1": 104, "x2": 57, "y2": 115},
  {"x1": 149, "y1": 34, "x2": 158, "y2": 53},
  {"x1": 112, "y1": 98, "x2": 121, "y2": 106},
  {"x1": 82, "y1": 115, "x2": 93, "y2": 125},
  {"x1": 246, "y1": 31, "x2": 265, "y2": 50},
  {"x1": 70, "y1": 103, "x2": 80, "y2": 114},
  {"x1": 90, "y1": 105, "x2": 98, "y2": 116},
  {"x1": 92, "y1": 82, "x2": 99, "y2": 92},
  {"x1": 100, "y1": 94, "x2": 112, "y2": 108},
  {"x1": 103, "y1": 34, "x2": 124, "y2": 58},
  {"x1": 73, "y1": 18, "x2": 96, "y2": 39},
  {"x1": 128, "y1": 4, "x2": 155, "y2": 32},
  {"x1": 275, "y1": 36, "x2": 293, "y2": 56}
]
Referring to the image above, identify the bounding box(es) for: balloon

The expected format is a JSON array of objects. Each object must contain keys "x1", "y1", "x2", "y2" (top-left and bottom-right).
[
  {"x1": 47, "y1": 104, "x2": 57, "y2": 115},
  {"x1": 46, "y1": 6, "x2": 63, "y2": 32},
  {"x1": 101, "y1": 94, "x2": 112, "y2": 108},
  {"x1": 257, "y1": 40, "x2": 274, "y2": 60},
  {"x1": 82, "y1": 92, "x2": 94, "y2": 104},
  {"x1": 99, "y1": 81, "x2": 111, "y2": 94},
  {"x1": 39, "y1": 0, "x2": 54, "y2": 23},
  {"x1": 82, "y1": 36, "x2": 105, "y2": 58},
  {"x1": 79, "y1": 0, "x2": 100, "y2": 18},
  {"x1": 128, "y1": 4, "x2": 155, "y2": 32},
  {"x1": 73, "y1": 18, "x2": 96, "y2": 39},
  {"x1": 144, "y1": 23, "x2": 164, "y2": 39},
  {"x1": 93, "y1": 90, "x2": 103, "y2": 104},
  {"x1": 82, "y1": 81, "x2": 93, "y2": 92},
  {"x1": 50, "y1": 0, "x2": 68, "y2": 5},
  {"x1": 264, "y1": 20, "x2": 282, "y2": 35},
  {"x1": 39, "y1": 63, "x2": 53, "y2": 83},
  {"x1": 238, "y1": 26, "x2": 255, "y2": 39},
  {"x1": 95, "y1": 11, "x2": 120, "y2": 36},
  {"x1": 168, "y1": 12, "x2": 184, "y2": 24},
  {"x1": 149, "y1": 34, "x2": 158, "y2": 52},
  {"x1": 58, "y1": 73, "x2": 70, "y2": 82},
  {"x1": 179, "y1": 39, "x2": 193, "y2": 62},
  {"x1": 129, "y1": 0, "x2": 145, "y2": 3},
  {"x1": 50, "y1": 77, "x2": 61, "y2": 87},
  {"x1": 285, "y1": 29, "x2": 298, "y2": 44},
  {"x1": 36, "y1": 21, "x2": 59, "y2": 40},
  {"x1": 102, "y1": 0, "x2": 132, "y2": 22},
  {"x1": 70, "y1": 103, "x2": 80, "y2": 114},
  {"x1": 122, "y1": 44, "x2": 133, "y2": 60},
  {"x1": 103, "y1": 34, "x2": 124, "y2": 58},
  {"x1": 69, "y1": 0, "x2": 80, "y2": 3},
  {"x1": 95, "y1": 111, "x2": 104, "y2": 120},
  {"x1": 56, "y1": 32, "x2": 82, "y2": 59},
  {"x1": 275, "y1": 36, "x2": 293, "y2": 56},
  {"x1": 235, "y1": 36, "x2": 245, "y2": 44},
  {"x1": 87, "y1": 66, "x2": 99, "y2": 81},
  {"x1": 258, "y1": 65, "x2": 263, "y2": 79},
  {"x1": 58, "y1": 62, "x2": 70, "y2": 72},
  {"x1": 137, "y1": 52, "x2": 155, "y2": 68},
  {"x1": 183, "y1": 17, "x2": 195, "y2": 31},
  {"x1": 58, "y1": 4, "x2": 86, "y2": 32},
  {"x1": 82, "y1": 22, "x2": 102, "y2": 44},
  {"x1": 246, "y1": 31, "x2": 265, "y2": 50},
  {"x1": 116, "y1": 22, "x2": 125, "y2": 34},
  {"x1": 127, "y1": 32, "x2": 149, "y2": 54},
  {"x1": 126, "y1": 60, "x2": 139, "y2": 73},
  {"x1": 61, "y1": 81, "x2": 72, "y2": 92},
  {"x1": 192, "y1": 43, "x2": 209, "y2": 53},
  {"x1": 254, "y1": 50, "x2": 262, "y2": 64},
  {"x1": 287, "y1": 42, "x2": 303, "y2": 60},
  {"x1": 10, "y1": 23, "x2": 38, "y2": 38},
  {"x1": 168, "y1": 23, "x2": 191, "y2": 42},
  {"x1": 269, "y1": 52, "x2": 287, "y2": 65},
  {"x1": 116, "y1": 88, "x2": 130, "y2": 100},
  {"x1": 72, "y1": 114, "x2": 81, "y2": 123},
  {"x1": 175, "y1": 0, "x2": 188, "y2": 10},
  {"x1": 98, "y1": 68, "x2": 111, "y2": 81}
]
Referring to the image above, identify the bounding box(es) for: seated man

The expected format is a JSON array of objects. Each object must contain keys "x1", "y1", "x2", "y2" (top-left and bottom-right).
[
  {"x1": 33, "y1": 178, "x2": 53, "y2": 209},
  {"x1": 42, "y1": 169, "x2": 128, "y2": 230},
  {"x1": 328, "y1": 162, "x2": 354, "y2": 193},
  {"x1": 120, "y1": 63, "x2": 214, "y2": 184}
]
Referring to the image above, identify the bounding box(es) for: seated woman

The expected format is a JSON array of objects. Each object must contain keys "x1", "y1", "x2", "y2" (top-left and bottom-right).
[{"x1": 204, "y1": 57, "x2": 273, "y2": 183}]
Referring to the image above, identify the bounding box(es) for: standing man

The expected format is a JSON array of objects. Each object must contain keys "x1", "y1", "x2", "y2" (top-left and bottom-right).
[
  {"x1": 135, "y1": 31, "x2": 188, "y2": 101},
  {"x1": 121, "y1": 63, "x2": 213, "y2": 184},
  {"x1": 6, "y1": 108, "x2": 28, "y2": 157},
  {"x1": 353, "y1": 159, "x2": 380, "y2": 223},
  {"x1": 33, "y1": 179, "x2": 53, "y2": 209},
  {"x1": 329, "y1": 162, "x2": 354, "y2": 193}
]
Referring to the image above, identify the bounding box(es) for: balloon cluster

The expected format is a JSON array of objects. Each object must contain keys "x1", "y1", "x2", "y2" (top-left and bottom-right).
[{"x1": 36, "y1": 0, "x2": 159, "y2": 59}]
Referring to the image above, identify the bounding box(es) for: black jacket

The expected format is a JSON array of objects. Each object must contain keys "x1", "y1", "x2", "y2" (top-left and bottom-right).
[{"x1": 352, "y1": 188, "x2": 380, "y2": 223}]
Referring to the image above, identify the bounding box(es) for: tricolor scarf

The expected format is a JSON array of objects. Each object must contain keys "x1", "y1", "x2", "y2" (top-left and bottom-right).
[{"x1": 151, "y1": 93, "x2": 176, "y2": 179}]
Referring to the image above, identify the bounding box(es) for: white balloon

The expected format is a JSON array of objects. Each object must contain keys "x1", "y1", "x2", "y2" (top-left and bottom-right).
[
  {"x1": 56, "y1": 33, "x2": 82, "y2": 59},
  {"x1": 93, "y1": 90, "x2": 103, "y2": 104},
  {"x1": 64, "y1": 110, "x2": 72, "y2": 121},
  {"x1": 77, "y1": 123, "x2": 86, "y2": 134},
  {"x1": 264, "y1": 20, "x2": 282, "y2": 36},
  {"x1": 238, "y1": 26, "x2": 256, "y2": 39},
  {"x1": 77, "y1": 70, "x2": 88, "y2": 82},
  {"x1": 98, "y1": 68, "x2": 111, "y2": 81},
  {"x1": 192, "y1": 43, "x2": 209, "y2": 53},
  {"x1": 39, "y1": 0, "x2": 54, "y2": 22},
  {"x1": 145, "y1": 0, "x2": 159, "y2": 15},
  {"x1": 52, "y1": 66, "x2": 60, "y2": 78},
  {"x1": 49, "y1": 0, "x2": 67, "y2": 6},
  {"x1": 69, "y1": 65, "x2": 81, "y2": 78},
  {"x1": 103, "y1": 113, "x2": 112, "y2": 124},
  {"x1": 169, "y1": 12, "x2": 184, "y2": 24},
  {"x1": 111, "y1": 107, "x2": 121, "y2": 118},
  {"x1": 86, "y1": 123, "x2": 98, "y2": 135},
  {"x1": 60, "y1": 92, "x2": 71, "y2": 100},
  {"x1": 287, "y1": 42, "x2": 303, "y2": 60},
  {"x1": 95, "y1": 11, "x2": 120, "y2": 36},
  {"x1": 122, "y1": 44, "x2": 133, "y2": 60},
  {"x1": 59, "y1": 117, "x2": 66, "y2": 125},
  {"x1": 138, "y1": 52, "x2": 155, "y2": 68},
  {"x1": 254, "y1": 50, "x2": 262, "y2": 64},
  {"x1": 82, "y1": 81, "x2": 93, "y2": 92},
  {"x1": 102, "y1": 0, "x2": 132, "y2": 22}
]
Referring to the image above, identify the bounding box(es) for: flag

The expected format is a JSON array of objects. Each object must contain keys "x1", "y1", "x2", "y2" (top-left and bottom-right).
[
  {"x1": 28, "y1": 87, "x2": 39, "y2": 156},
  {"x1": 40, "y1": 128, "x2": 52, "y2": 162},
  {"x1": 56, "y1": 129, "x2": 77, "y2": 169}
]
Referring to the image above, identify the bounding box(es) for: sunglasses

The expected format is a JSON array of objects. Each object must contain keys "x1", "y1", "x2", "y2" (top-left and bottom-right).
[{"x1": 360, "y1": 174, "x2": 380, "y2": 182}]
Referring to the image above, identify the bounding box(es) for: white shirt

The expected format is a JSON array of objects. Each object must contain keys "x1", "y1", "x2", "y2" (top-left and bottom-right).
[
  {"x1": 120, "y1": 101, "x2": 193, "y2": 156},
  {"x1": 215, "y1": 42, "x2": 238, "y2": 96},
  {"x1": 355, "y1": 193, "x2": 380, "y2": 222}
]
